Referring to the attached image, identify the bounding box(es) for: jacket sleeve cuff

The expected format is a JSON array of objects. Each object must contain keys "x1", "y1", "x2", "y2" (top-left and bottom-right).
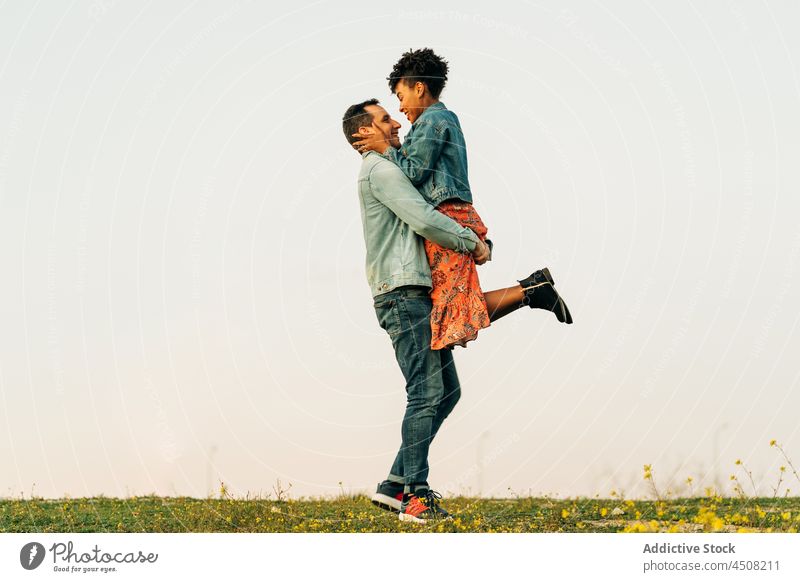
[{"x1": 464, "y1": 230, "x2": 479, "y2": 253}]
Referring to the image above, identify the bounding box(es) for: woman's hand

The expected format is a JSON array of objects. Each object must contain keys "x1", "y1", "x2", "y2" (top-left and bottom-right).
[
  {"x1": 471, "y1": 239, "x2": 490, "y2": 265},
  {"x1": 351, "y1": 122, "x2": 391, "y2": 154}
]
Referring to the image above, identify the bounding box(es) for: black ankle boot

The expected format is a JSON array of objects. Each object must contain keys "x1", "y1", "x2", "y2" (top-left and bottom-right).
[{"x1": 518, "y1": 267, "x2": 573, "y2": 324}]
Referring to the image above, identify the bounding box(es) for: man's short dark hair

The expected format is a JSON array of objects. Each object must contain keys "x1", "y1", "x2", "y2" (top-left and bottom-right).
[
  {"x1": 342, "y1": 98, "x2": 379, "y2": 146},
  {"x1": 388, "y1": 48, "x2": 449, "y2": 98}
]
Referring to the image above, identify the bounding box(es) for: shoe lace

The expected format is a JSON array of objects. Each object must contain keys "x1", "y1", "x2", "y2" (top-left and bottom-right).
[
  {"x1": 406, "y1": 496, "x2": 430, "y2": 517},
  {"x1": 404, "y1": 490, "x2": 446, "y2": 518},
  {"x1": 423, "y1": 490, "x2": 443, "y2": 512}
]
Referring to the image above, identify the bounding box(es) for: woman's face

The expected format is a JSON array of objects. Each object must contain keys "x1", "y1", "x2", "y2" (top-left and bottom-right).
[{"x1": 394, "y1": 80, "x2": 426, "y2": 124}]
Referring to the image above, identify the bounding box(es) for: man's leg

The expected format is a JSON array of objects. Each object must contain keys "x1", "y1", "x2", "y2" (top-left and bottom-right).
[
  {"x1": 386, "y1": 347, "x2": 461, "y2": 487},
  {"x1": 433, "y1": 348, "x2": 461, "y2": 439},
  {"x1": 374, "y1": 287, "x2": 445, "y2": 496}
]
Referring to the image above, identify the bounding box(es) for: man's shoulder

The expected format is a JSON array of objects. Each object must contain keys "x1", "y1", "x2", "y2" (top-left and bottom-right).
[
  {"x1": 358, "y1": 151, "x2": 380, "y2": 180},
  {"x1": 360, "y1": 152, "x2": 419, "y2": 201},
  {"x1": 361, "y1": 151, "x2": 401, "y2": 179},
  {"x1": 361, "y1": 150, "x2": 390, "y2": 167}
]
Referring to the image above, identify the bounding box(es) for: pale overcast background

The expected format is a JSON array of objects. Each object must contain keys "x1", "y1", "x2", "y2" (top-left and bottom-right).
[{"x1": 1, "y1": 0, "x2": 799, "y2": 500}]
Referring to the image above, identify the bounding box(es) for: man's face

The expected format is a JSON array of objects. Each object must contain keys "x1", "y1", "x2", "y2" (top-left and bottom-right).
[
  {"x1": 394, "y1": 80, "x2": 425, "y2": 124},
  {"x1": 363, "y1": 104, "x2": 401, "y2": 148}
]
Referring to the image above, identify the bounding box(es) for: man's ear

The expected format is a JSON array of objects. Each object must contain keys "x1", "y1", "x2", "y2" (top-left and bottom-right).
[
  {"x1": 415, "y1": 81, "x2": 426, "y2": 97},
  {"x1": 358, "y1": 125, "x2": 374, "y2": 137}
]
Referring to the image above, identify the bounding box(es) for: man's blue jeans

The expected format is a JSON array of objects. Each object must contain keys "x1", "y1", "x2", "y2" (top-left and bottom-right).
[{"x1": 373, "y1": 286, "x2": 461, "y2": 495}]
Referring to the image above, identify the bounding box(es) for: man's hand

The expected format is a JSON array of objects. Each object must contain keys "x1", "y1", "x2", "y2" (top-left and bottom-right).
[
  {"x1": 472, "y1": 239, "x2": 490, "y2": 265},
  {"x1": 352, "y1": 122, "x2": 390, "y2": 154}
]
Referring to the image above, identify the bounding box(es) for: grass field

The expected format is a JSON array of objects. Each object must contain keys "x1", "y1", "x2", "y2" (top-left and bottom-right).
[
  {"x1": 2, "y1": 494, "x2": 800, "y2": 533},
  {"x1": 4, "y1": 445, "x2": 798, "y2": 533}
]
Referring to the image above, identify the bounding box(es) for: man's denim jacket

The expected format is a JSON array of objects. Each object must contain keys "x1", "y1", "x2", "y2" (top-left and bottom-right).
[
  {"x1": 383, "y1": 102, "x2": 473, "y2": 207},
  {"x1": 358, "y1": 151, "x2": 479, "y2": 297}
]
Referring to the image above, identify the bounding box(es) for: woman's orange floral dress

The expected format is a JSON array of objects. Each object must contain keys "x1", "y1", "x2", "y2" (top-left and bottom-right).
[{"x1": 425, "y1": 201, "x2": 490, "y2": 350}]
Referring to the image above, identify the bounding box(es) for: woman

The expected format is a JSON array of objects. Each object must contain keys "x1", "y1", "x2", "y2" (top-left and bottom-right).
[{"x1": 353, "y1": 49, "x2": 573, "y2": 349}]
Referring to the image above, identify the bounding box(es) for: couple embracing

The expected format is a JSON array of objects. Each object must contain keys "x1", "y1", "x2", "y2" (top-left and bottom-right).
[{"x1": 342, "y1": 49, "x2": 573, "y2": 524}]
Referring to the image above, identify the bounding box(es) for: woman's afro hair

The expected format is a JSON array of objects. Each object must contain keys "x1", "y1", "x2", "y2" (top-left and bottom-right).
[{"x1": 387, "y1": 48, "x2": 449, "y2": 99}]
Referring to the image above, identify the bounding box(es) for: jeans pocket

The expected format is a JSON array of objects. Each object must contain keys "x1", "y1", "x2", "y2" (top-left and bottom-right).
[
  {"x1": 373, "y1": 297, "x2": 395, "y2": 310},
  {"x1": 375, "y1": 300, "x2": 400, "y2": 337}
]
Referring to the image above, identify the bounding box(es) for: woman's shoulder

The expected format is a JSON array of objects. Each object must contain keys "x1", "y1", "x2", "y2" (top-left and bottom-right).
[
  {"x1": 420, "y1": 104, "x2": 461, "y2": 130},
  {"x1": 422, "y1": 103, "x2": 453, "y2": 117}
]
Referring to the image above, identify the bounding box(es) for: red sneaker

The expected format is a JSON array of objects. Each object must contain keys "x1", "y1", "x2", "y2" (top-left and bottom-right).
[{"x1": 398, "y1": 490, "x2": 452, "y2": 524}]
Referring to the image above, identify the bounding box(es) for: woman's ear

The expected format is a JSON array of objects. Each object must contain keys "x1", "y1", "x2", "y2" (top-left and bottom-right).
[{"x1": 415, "y1": 81, "x2": 426, "y2": 97}]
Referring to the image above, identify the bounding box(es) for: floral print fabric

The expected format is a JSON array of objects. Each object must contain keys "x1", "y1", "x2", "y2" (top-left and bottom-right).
[{"x1": 425, "y1": 201, "x2": 491, "y2": 350}]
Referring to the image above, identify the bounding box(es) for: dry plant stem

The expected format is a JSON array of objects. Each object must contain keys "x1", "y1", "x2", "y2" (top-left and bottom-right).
[
  {"x1": 739, "y1": 461, "x2": 758, "y2": 496},
  {"x1": 731, "y1": 476, "x2": 746, "y2": 499},
  {"x1": 219, "y1": 480, "x2": 234, "y2": 500},
  {"x1": 644, "y1": 466, "x2": 661, "y2": 501},
  {"x1": 272, "y1": 478, "x2": 292, "y2": 502},
  {"x1": 776, "y1": 444, "x2": 800, "y2": 485},
  {"x1": 772, "y1": 472, "x2": 784, "y2": 498}
]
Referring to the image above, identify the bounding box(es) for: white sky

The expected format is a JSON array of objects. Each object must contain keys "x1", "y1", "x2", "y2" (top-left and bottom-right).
[{"x1": 1, "y1": 0, "x2": 799, "y2": 500}]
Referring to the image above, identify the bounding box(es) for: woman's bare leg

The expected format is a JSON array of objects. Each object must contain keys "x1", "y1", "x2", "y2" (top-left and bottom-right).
[{"x1": 484, "y1": 285, "x2": 524, "y2": 322}]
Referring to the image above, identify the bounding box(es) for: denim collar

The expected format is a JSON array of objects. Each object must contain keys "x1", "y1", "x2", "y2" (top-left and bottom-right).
[{"x1": 415, "y1": 101, "x2": 446, "y2": 124}]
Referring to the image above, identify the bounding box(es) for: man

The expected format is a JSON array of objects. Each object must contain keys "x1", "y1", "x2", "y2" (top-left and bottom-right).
[{"x1": 343, "y1": 98, "x2": 490, "y2": 523}]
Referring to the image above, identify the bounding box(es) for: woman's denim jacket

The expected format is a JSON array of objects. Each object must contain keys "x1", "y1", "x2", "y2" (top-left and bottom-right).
[
  {"x1": 383, "y1": 102, "x2": 473, "y2": 207},
  {"x1": 358, "y1": 152, "x2": 479, "y2": 297}
]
